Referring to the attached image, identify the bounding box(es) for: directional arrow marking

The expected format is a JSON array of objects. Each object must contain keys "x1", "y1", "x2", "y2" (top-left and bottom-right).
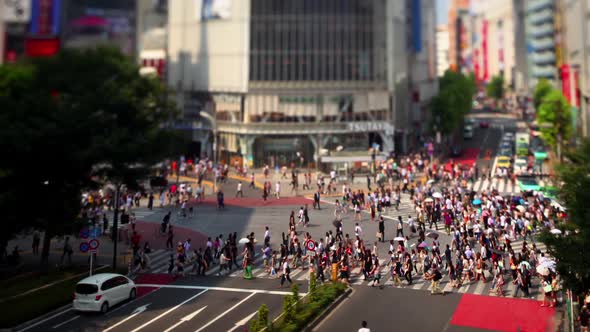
[
  {"x1": 103, "y1": 304, "x2": 150, "y2": 332},
  {"x1": 227, "y1": 311, "x2": 258, "y2": 332},
  {"x1": 130, "y1": 289, "x2": 208, "y2": 332},
  {"x1": 163, "y1": 306, "x2": 207, "y2": 332}
]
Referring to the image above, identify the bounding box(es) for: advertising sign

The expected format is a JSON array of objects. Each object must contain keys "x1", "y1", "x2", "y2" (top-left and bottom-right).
[
  {"x1": 202, "y1": 0, "x2": 231, "y2": 21},
  {"x1": 2, "y1": 0, "x2": 31, "y2": 23}
]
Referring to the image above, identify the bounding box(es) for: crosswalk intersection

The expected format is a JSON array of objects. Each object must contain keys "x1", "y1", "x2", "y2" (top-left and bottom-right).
[{"x1": 140, "y1": 235, "x2": 548, "y2": 301}]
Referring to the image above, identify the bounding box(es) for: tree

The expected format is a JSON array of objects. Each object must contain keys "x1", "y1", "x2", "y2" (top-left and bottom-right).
[
  {"x1": 0, "y1": 47, "x2": 182, "y2": 266},
  {"x1": 539, "y1": 139, "x2": 590, "y2": 296},
  {"x1": 431, "y1": 70, "x2": 476, "y2": 135},
  {"x1": 486, "y1": 75, "x2": 504, "y2": 100},
  {"x1": 537, "y1": 89, "x2": 573, "y2": 162},
  {"x1": 250, "y1": 304, "x2": 269, "y2": 332},
  {"x1": 534, "y1": 78, "x2": 552, "y2": 110}
]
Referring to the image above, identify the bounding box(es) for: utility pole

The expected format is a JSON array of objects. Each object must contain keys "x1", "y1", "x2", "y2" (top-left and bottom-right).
[{"x1": 112, "y1": 186, "x2": 120, "y2": 271}]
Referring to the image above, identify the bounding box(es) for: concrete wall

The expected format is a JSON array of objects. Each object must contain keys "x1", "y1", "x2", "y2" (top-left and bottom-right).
[{"x1": 167, "y1": 0, "x2": 250, "y2": 93}]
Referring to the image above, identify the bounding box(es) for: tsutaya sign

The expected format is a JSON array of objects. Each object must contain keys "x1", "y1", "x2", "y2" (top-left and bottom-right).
[{"x1": 347, "y1": 122, "x2": 394, "y2": 136}]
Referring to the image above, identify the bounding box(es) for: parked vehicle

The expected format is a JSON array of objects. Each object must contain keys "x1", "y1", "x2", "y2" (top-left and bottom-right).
[
  {"x1": 73, "y1": 273, "x2": 136, "y2": 313},
  {"x1": 464, "y1": 125, "x2": 474, "y2": 139}
]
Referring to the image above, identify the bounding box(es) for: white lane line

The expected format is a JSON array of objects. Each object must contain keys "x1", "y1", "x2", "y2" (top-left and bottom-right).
[
  {"x1": 103, "y1": 304, "x2": 151, "y2": 332},
  {"x1": 51, "y1": 315, "x2": 79, "y2": 329},
  {"x1": 163, "y1": 306, "x2": 207, "y2": 332},
  {"x1": 136, "y1": 284, "x2": 305, "y2": 296},
  {"x1": 16, "y1": 308, "x2": 73, "y2": 332},
  {"x1": 498, "y1": 179, "x2": 506, "y2": 193},
  {"x1": 491, "y1": 157, "x2": 499, "y2": 177},
  {"x1": 195, "y1": 293, "x2": 256, "y2": 332},
  {"x1": 227, "y1": 311, "x2": 258, "y2": 332},
  {"x1": 129, "y1": 290, "x2": 208, "y2": 332},
  {"x1": 473, "y1": 281, "x2": 487, "y2": 295},
  {"x1": 443, "y1": 281, "x2": 454, "y2": 294}
]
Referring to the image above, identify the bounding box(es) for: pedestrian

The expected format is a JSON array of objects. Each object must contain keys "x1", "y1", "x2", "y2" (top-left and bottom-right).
[
  {"x1": 148, "y1": 192, "x2": 154, "y2": 210},
  {"x1": 396, "y1": 216, "x2": 404, "y2": 237},
  {"x1": 275, "y1": 182, "x2": 281, "y2": 199},
  {"x1": 378, "y1": 216, "x2": 385, "y2": 242},
  {"x1": 60, "y1": 237, "x2": 73, "y2": 266},
  {"x1": 166, "y1": 225, "x2": 174, "y2": 249},
  {"x1": 246, "y1": 172, "x2": 254, "y2": 189},
  {"x1": 236, "y1": 181, "x2": 243, "y2": 198},
  {"x1": 264, "y1": 226, "x2": 271, "y2": 245},
  {"x1": 359, "y1": 320, "x2": 371, "y2": 332},
  {"x1": 313, "y1": 190, "x2": 321, "y2": 209},
  {"x1": 32, "y1": 231, "x2": 40, "y2": 255},
  {"x1": 280, "y1": 259, "x2": 292, "y2": 288},
  {"x1": 579, "y1": 304, "x2": 590, "y2": 332}
]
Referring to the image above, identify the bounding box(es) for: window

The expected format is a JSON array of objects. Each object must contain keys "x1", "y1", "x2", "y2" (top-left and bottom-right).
[
  {"x1": 115, "y1": 276, "x2": 129, "y2": 286},
  {"x1": 76, "y1": 283, "x2": 98, "y2": 295},
  {"x1": 101, "y1": 279, "x2": 116, "y2": 291}
]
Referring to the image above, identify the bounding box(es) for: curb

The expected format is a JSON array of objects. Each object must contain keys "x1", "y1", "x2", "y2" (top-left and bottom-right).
[
  {"x1": 303, "y1": 286, "x2": 354, "y2": 332},
  {"x1": 3, "y1": 303, "x2": 72, "y2": 332}
]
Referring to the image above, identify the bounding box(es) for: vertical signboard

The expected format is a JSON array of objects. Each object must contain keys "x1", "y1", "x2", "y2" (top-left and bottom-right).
[{"x1": 482, "y1": 20, "x2": 489, "y2": 81}]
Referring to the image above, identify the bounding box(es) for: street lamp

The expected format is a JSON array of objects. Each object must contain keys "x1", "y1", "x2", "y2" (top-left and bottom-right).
[{"x1": 199, "y1": 111, "x2": 217, "y2": 192}]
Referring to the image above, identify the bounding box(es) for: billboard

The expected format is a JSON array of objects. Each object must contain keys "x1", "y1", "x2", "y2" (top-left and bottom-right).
[
  {"x1": 62, "y1": 1, "x2": 136, "y2": 56},
  {"x1": 2, "y1": 0, "x2": 32, "y2": 23},
  {"x1": 201, "y1": 0, "x2": 231, "y2": 21}
]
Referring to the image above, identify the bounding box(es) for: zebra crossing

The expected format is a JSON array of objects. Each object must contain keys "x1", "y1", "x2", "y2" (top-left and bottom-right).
[
  {"x1": 465, "y1": 177, "x2": 546, "y2": 194},
  {"x1": 140, "y1": 248, "x2": 548, "y2": 301}
]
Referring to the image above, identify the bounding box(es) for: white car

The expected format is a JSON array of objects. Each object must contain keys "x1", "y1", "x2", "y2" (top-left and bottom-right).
[
  {"x1": 464, "y1": 125, "x2": 474, "y2": 139},
  {"x1": 513, "y1": 157, "x2": 528, "y2": 175},
  {"x1": 73, "y1": 273, "x2": 136, "y2": 313}
]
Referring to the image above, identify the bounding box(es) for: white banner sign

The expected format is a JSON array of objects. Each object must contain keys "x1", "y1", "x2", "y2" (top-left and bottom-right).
[{"x1": 2, "y1": 0, "x2": 31, "y2": 23}]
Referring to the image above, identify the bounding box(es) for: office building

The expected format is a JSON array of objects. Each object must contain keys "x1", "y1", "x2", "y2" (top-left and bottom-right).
[
  {"x1": 436, "y1": 25, "x2": 450, "y2": 76},
  {"x1": 167, "y1": 0, "x2": 436, "y2": 168}
]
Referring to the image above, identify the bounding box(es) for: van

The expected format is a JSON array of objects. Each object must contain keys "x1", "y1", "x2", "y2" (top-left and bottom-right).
[{"x1": 464, "y1": 125, "x2": 474, "y2": 139}]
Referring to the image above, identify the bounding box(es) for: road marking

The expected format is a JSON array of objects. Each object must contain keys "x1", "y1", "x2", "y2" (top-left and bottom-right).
[
  {"x1": 129, "y1": 290, "x2": 208, "y2": 332},
  {"x1": 227, "y1": 311, "x2": 258, "y2": 332},
  {"x1": 104, "y1": 304, "x2": 151, "y2": 332},
  {"x1": 195, "y1": 293, "x2": 256, "y2": 332},
  {"x1": 16, "y1": 308, "x2": 73, "y2": 332},
  {"x1": 474, "y1": 281, "x2": 487, "y2": 295},
  {"x1": 498, "y1": 179, "x2": 506, "y2": 192},
  {"x1": 135, "y1": 284, "x2": 305, "y2": 296},
  {"x1": 51, "y1": 315, "x2": 79, "y2": 329},
  {"x1": 506, "y1": 180, "x2": 514, "y2": 193},
  {"x1": 163, "y1": 306, "x2": 207, "y2": 332}
]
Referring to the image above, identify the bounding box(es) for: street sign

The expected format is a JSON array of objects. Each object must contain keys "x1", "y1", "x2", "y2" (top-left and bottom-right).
[
  {"x1": 80, "y1": 228, "x2": 89, "y2": 239},
  {"x1": 79, "y1": 242, "x2": 89, "y2": 253},
  {"x1": 89, "y1": 227, "x2": 101, "y2": 239},
  {"x1": 306, "y1": 240, "x2": 316, "y2": 252},
  {"x1": 89, "y1": 239, "x2": 100, "y2": 250}
]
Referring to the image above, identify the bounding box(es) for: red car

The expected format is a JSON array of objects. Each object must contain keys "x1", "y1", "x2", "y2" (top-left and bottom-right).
[{"x1": 480, "y1": 121, "x2": 489, "y2": 128}]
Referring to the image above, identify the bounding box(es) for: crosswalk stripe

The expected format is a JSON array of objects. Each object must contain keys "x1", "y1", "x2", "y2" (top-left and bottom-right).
[
  {"x1": 296, "y1": 270, "x2": 310, "y2": 281},
  {"x1": 498, "y1": 179, "x2": 506, "y2": 192},
  {"x1": 506, "y1": 180, "x2": 514, "y2": 193},
  {"x1": 490, "y1": 178, "x2": 499, "y2": 191},
  {"x1": 473, "y1": 180, "x2": 482, "y2": 192},
  {"x1": 481, "y1": 179, "x2": 490, "y2": 191},
  {"x1": 443, "y1": 281, "x2": 454, "y2": 294},
  {"x1": 458, "y1": 281, "x2": 470, "y2": 293},
  {"x1": 505, "y1": 281, "x2": 517, "y2": 297},
  {"x1": 473, "y1": 281, "x2": 487, "y2": 295},
  {"x1": 467, "y1": 181, "x2": 474, "y2": 191}
]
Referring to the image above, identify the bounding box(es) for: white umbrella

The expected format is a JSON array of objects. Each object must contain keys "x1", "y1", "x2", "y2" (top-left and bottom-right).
[
  {"x1": 238, "y1": 238, "x2": 250, "y2": 244},
  {"x1": 426, "y1": 232, "x2": 438, "y2": 239},
  {"x1": 424, "y1": 197, "x2": 434, "y2": 203},
  {"x1": 432, "y1": 192, "x2": 443, "y2": 199},
  {"x1": 516, "y1": 205, "x2": 526, "y2": 213},
  {"x1": 495, "y1": 195, "x2": 504, "y2": 201},
  {"x1": 536, "y1": 265, "x2": 550, "y2": 276},
  {"x1": 394, "y1": 237, "x2": 405, "y2": 242},
  {"x1": 550, "y1": 228, "x2": 562, "y2": 235},
  {"x1": 427, "y1": 179, "x2": 435, "y2": 185}
]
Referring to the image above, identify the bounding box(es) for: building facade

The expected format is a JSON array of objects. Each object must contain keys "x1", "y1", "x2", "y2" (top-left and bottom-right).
[
  {"x1": 526, "y1": 0, "x2": 558, "y2": 89},
  {"x1": 448, "y1": 0, "x2": 470, "y2": 71},
  {"x1": 562, "y1": 0, "x2": 590, "y2": 138},
  {"x1": 167, "y1": 0, "x2": 435, "y2": 168},
  {"x1": 436, "y1": 25, "x2": 450, "y2": 76}
]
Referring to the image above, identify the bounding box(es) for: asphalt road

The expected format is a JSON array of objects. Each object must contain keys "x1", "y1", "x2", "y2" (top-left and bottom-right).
[{"x1": 19, "y1": 278, "x2": 300, "y2": 332}]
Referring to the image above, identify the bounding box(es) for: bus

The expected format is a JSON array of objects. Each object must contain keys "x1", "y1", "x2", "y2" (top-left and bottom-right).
[{"x1": 515, "y1": 132, "x2": 529, "y2": 157}]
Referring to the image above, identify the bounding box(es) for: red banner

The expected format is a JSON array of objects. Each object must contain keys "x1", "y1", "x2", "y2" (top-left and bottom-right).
[
  {"x1": 561, "y1": 64, "x2": 571, "y2": 104},
  {"x1": 482, "y1": 20, "x2": 489, "y2": 81}
]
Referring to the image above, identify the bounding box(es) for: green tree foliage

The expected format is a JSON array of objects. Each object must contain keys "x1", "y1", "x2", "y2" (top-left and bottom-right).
[
  {"x1": 431, "y1": 70, "x2": 476, "y2": 133},
  {"x1": 534, "y1": 78, "x2": 553, "y2": 110},
  {"x1": 486, "y1": 75, "x2": 504, "y2": 100},
  {"x1": 0, "y1": 47, "x2": 182, "y2": 265},
  {"x1": 250, "y1": 304, "x2": 269, "y2": 332},
  {"x1": 539, "y1": 140, "x2": 590, "y2": 295},
  {"x1": 537, "y1": 89, "x2": 573, "y2": 159},
  {"x1": 309, "y1": 272, "x2": 318, "y2": 302}
]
